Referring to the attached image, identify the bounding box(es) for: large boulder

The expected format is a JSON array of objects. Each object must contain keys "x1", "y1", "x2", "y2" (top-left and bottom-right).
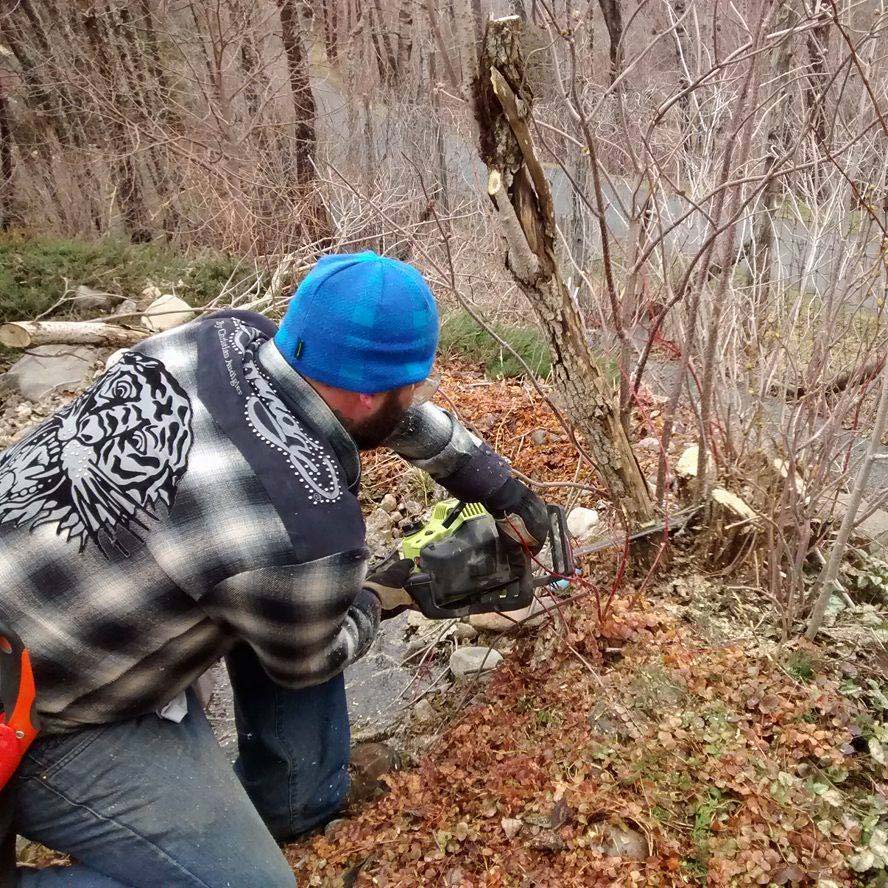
[{"x1": 3, "y1": 345, "x2": 96, "y2": 400}]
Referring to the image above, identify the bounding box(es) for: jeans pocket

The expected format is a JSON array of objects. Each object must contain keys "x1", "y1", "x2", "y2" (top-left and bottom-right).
[{"x1": 18, "y1": 724, "x2": 108, "y2": 780}]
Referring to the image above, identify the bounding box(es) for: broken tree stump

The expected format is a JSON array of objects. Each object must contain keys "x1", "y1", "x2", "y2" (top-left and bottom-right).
[{"x1": 473, "y1": 16, "x2": 654, "y2": 526}]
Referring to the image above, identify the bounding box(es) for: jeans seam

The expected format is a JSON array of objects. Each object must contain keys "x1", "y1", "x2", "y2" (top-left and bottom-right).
[
  {"x1": 22, "y1": 727, "x2": 107, "y2": 778},
  {"x1": 272, "y1": 685, "x2": 296, "y2": 831},
  {"x1": 18, "y1": 777, "x2": 217, "y2": 888}
]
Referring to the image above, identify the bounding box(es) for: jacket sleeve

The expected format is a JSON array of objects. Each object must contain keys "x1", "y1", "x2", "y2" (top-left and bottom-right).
[
  {"x1": 201, "y1": 549, "x2": 380, "y2": 689},
  {"x1": 383, "y1": 403, "x2": 513, "y2": 503}
]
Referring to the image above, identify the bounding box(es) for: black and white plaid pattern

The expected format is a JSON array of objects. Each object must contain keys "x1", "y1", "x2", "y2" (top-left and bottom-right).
[{"x1": 0, "y1": 310, "x2": 510, "y2": 733}]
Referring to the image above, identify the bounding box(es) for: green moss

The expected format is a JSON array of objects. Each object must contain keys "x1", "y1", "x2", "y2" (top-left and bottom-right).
[{"x1": 437, "y1": 311, "x2": 551, "y2": 379}]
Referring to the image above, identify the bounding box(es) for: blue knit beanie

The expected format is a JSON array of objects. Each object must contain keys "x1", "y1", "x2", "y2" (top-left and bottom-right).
[{"x1": 274, "y1": 251, "x2": 439, "y2": 394}]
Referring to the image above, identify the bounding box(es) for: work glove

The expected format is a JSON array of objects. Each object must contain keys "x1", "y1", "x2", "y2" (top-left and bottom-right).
[
  {"x1": 484, "y1": 477, "x2": 549, "y2": 555},
  {"x1": 363, "y1": 553, "x2": 416, "y2": 617}
]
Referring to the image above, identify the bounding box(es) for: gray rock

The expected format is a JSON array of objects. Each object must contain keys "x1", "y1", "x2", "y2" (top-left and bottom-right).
[
  {"x1": 380, "y1": 493, "x2": 399, "y2": 513},
  {"x1": 859, "y1": 509, "x2": 888, "y2": 554},
  {"x1": 70, "y1": 284, "x2": 121, "y2": 313},
  {"x1": 454, "y1": 622, "x2": 478, "y2": 641},
  {"x1": 638, "y1": 436, "x2": 659, "y2": 451},
  {"x1": 141, "y1": 294, "x2": 195, "y2": 333},
  {"x1": 365, "y1": 507, "x2": 393, "y2": 553},
  {"x1": 413, "y1": 698, "x2": 436, "y2": 723},
  {"x1": 6, "y1": 345, "x2": 96, "y2": 400},
  {"x1": 115, "y1": 298, "x2": 140, "y2": 319},
  {"x1": 566, "y1": 507, "x2": 600, "y2": 542},
  {"x1": 530, "y1": 429, "x2": 548, "y2": 445},
  {"x1": 449, "y1": 646, "x2": 503, "y2": 678},
  {"x1": 403, "y1": 500, "x2": 422, "y2": 515},
  {"x1": 589, "y1": 824, "x2": 649, "y2": 859},
  {"x1": 501, "y1": 817, "x2": 522, "y2": 839}
]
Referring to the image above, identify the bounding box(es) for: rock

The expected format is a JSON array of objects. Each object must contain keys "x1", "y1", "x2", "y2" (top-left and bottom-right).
[
  {"x1": 530, "y1": 429, "x2": 548, "y2": 445},
  {"x1": 449, "y1": 646, "x2": 503, "y2": 678},
  {"x1": 71, "y1": 284, "x2": 120, "y2": 313},
  {"x1": 454, "y1": 622, "x2": 478, "y2": 641},
  {"x1": 413, "y1": 698, "x2": 436, "y2": 723},
  {"x1": 365, "y1": 508, "x2": 393, "y2": 553},
  {"x1": 638, "y1": 436, "x2": 659, "y2": 451},
  {"x1": 141, "y1": 294, "x2": 195, "y2": 333},
  {"x1": 5, "y1": 345, "x2": 96, "y2": 400},
  {"x1": 403, "y1": 500, "x2": 422, "y2": 515},
  {"x1": 675, "y1": 445, "x2": 700, "y2": 479},
  {"x1": 566, "y1": 507, "x2": 600, "y2": 542},
  {"x1": 347, "y1": 742, "x2": 398, "y2": 806},
  {"x1": 470, "y1": 596, "x2": 555, "y2": 634},
  {"x1": 116, "y1": 298, "x2": 140, "y2": 319},
  {"x1": 477, "y1": 413, "x2": 496, "y2": 433},
  {"x1": 501, "y1": 818, "x2": 522, "y2": 839},
  {"x1": 589, "y1": 823, "x2": 649, "y2": 860},
  {"x1": 407, "y1": 609, "x2": 435, "y2": 630},
  {"x1": 324, "y1": 818, "x2": 346, "y2": 837},
  {"x1": 856, "y1": 509, "x2": 888, "y2": 553},
  {"x1": 380, "y1": 493, "x2": 399, "y2": 513}
]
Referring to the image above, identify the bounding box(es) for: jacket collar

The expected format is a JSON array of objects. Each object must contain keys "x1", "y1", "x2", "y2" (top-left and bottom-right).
[{"x1": 256, "y1": 339, "x2": 360, "y2": 489}]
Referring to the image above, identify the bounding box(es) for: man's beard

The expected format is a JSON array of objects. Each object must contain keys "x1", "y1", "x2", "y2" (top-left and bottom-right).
[{"x1": 339, "y1": 391, "x2": 409, "y2": 450}]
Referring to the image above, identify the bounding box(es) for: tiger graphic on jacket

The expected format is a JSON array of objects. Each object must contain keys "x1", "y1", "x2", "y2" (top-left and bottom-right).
[{"x1": 0, "y1": 351, "x2": 192, "y2": 557}]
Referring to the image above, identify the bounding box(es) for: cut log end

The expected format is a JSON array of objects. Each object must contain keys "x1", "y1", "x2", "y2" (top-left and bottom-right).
[{"x1": 0, "y1": 323, "x2": 30, "y2": 348}]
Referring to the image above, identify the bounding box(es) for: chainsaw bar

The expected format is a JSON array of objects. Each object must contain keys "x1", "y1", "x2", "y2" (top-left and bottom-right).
[{"x1": 571, "y1": 506, "x2": 701, "y2": 558}]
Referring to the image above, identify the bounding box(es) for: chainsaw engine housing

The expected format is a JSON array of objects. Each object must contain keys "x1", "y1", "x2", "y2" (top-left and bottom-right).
[{"x1": 402, "y1": 499, "x2": 573, "y2": 619}]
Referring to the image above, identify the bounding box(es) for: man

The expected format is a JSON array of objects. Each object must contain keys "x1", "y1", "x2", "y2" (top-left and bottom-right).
[{"x1": 0, "y1": 251, "x2": 548, "y2": 886}]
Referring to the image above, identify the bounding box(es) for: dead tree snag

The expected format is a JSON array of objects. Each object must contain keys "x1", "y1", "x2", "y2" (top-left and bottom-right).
[{"x1": 472, "y1": 16, "x2": 654, "y2": 526}]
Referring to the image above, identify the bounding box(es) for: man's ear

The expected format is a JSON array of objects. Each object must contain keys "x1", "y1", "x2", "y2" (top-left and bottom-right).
[{"x1": 357, "y1": 392, "x2": 378, "y2": 413}]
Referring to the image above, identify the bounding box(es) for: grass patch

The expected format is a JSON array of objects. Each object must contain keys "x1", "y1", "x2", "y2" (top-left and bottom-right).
[
  {"x1": 438, "y1": 311, "x2": 551, "y2": 379},
  {"x1": 0, "y1": 232, "x2": 245, "y2": 326}
]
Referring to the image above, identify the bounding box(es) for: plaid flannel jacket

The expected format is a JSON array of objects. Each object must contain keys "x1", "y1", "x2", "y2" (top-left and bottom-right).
[{"x1": 0, "y1": 310, "x2": 511, "y2": 733}]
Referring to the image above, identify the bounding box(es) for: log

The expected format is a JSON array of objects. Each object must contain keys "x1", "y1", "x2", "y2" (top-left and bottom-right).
[{"x1": 0, "y1": 321, "x2": 146, "y2": 349}]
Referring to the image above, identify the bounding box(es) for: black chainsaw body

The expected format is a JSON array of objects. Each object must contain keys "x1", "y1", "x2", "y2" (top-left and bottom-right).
[{"x1": 405, "y1": 504, "x2": 573, "y2": 619}]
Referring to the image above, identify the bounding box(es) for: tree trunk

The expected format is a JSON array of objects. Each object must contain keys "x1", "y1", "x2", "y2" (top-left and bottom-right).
[
  {"x1": 277, "y1": 0, "x2": 318, "y2": 184},
  {"x1": 596, "y1": 0, "x2": 623, "y2": 83},
  {"x1": 424, "y1": 0, "x2": 460, "y2": 88},
  {"x1": 396, "y1": 0, "x2": 413, "y2": 78},
  {"x1": 0, "y1": 81, "x2": 12, "y2": 230},
  {"x1": 752, "y1": 3, "x2": 799, "y2": 302},
  {"x1": 369, "y1": 0, "x2": 397, "y2": 85},
  {"x1": 81, "y1": 5, "x2": 148, "y2": 241},
  {"x1": 324, "y1": 0, "x2": 339, "y2": 61},
  {"x1": 474, "y1": 17, "x2": 654, "y2": 525},
  {"x1": 805, "y1": 17, "x2": 830, "y2": 152}
]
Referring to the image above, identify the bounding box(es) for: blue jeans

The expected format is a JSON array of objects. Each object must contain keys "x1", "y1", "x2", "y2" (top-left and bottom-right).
[{"x1": 10, "y1": 645, "x2": 350, "y2": 887}]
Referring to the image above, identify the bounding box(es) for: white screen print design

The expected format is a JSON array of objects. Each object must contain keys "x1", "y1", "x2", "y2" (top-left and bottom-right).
[
  {"x1": 225, "y1": 320, "x2": 341, "y2": 504},
  {"x1": 0, "y1": 352, "x2": 193, "y2": 555}
]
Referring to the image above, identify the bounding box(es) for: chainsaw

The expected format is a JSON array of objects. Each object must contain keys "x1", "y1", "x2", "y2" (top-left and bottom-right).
[
  {"x1": 399, "y1": 499, "x2": 574, "y2": 619},
  {"x1": 0, "y1": 623, "x2": 39, "y2": 887}
]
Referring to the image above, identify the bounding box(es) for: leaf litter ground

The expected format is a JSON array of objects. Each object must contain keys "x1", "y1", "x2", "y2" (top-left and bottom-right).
[{"x1": 290, "y1": 362, "x2": 888, "y2": 887}]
